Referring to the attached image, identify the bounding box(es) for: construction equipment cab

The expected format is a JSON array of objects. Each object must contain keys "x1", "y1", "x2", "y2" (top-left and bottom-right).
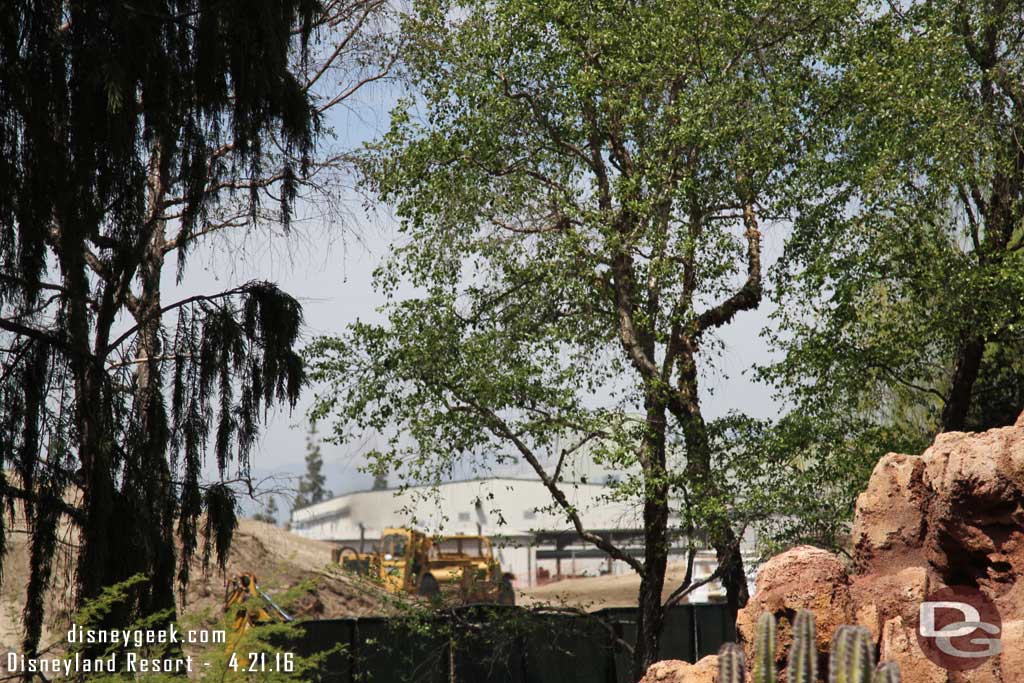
[{"x1": 358, "y1": 528, "x2": 515, "y2": 605}]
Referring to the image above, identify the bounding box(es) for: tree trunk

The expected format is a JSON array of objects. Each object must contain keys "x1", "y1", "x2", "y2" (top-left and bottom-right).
[
  {"x1": 632, "y1": 401, "x2": 670, "y2": 681},
  {"x1": 129, "y1": 213, "x2": 179, "y2": 618},
  {"x1": 675, "y1": 346, "x2": 750, "y2": 623},
  {"x1": 941, "y1": 336, "x2": 985, "y2": 432},
  {"x1": 715, "y1": 531, "x2": 749, "y2": 622}
]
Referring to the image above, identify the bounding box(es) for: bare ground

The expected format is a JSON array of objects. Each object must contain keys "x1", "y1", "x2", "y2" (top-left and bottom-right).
[
  {"x1": 1, "y1": 514, "x2": 386, "y2": 654},
  {"x1": 518, "y1": 562, "x2": 697, "y2": 611}
]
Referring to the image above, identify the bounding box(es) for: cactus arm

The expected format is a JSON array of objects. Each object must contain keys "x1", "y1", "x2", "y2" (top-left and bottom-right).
[
  {"x1": 752, "y1": 612, "x2": 777, "y2": 683},
  {"x1": 788, "y1": 610, "x2": 818, "y2": 683},
  {"x1": 719, "y1": 642, "x2": 746, "y2": 683},
  {"x1": 829, "y1": 625, "x2": 876, "y2": 683}
]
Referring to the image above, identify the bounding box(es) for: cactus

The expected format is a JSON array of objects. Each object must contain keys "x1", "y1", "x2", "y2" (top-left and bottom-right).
[
  {"x1": 752, "y1": 612, "x2": 777, "y2": 683},
  {"x1": 709, "y1": 610, "x2": 899, "y2": 683},
  {"x1": 872, "y1": 663, "x2": 901, "y2": 683},
  {"x1": 829, "y1": 625, "x2": 875, "y2": 683},
  {"x1": 718, "y1": 642, "x2": 746, "y2": 683},
  {"x1": 787, "y1": 610, "x2": 818, "y2": 683}
]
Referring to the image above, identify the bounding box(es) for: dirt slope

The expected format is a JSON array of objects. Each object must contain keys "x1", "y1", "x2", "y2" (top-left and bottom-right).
[{"x1": 1, "y1": 515, "x2": 384, "y2": 653}]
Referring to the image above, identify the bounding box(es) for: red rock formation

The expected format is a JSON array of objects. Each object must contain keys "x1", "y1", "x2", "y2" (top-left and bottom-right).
[
  {"x1": 731, "y1": 414, "x2": 1024, "y2": 683},
  {"x1": 638, "y1": 655, "x2": 718, "y2": 683},
  {"x1": 736, "y1": 545, "x2": 854, "y2": 676}
]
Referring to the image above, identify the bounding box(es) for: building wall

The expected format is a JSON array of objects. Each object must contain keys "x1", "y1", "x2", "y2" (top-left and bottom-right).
[
  {"x1": 290, "y1": 478, "x2": 642, "y2": 541},
  {"x1": 290, "y1": 478, "x2": 757, "y2": 595}
]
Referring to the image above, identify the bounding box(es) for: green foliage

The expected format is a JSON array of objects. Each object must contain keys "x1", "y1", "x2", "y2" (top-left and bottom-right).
[
  {"x1": 310, "y1": 0, "x2": 853, "y2": 669},
  {"x1": 294, "y1": 422, "x2": 332, "y2": 510},
  {"x1": 62, "y1": 575, "x2": 342, "y2": 683},
  {"x1": 752, "y1": 612, "x2": 776, "y2": 683},
  {"x1": 253, "y1": 496, "x2": 281, "y2": 525},
  {"x1": 966, "y1": 340, "x2": 1024, "y2": 431},
  {"x1": 764, "y1": 0, "x2": 1024, "y2": 547}
]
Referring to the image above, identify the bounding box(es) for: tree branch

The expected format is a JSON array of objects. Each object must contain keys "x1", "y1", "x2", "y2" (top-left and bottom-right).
[
  {"x1": 0, "y1": 318, "x2": 63, "y2": 348},
  {"x1": 662, "y1": 547, "x2": 725, "y2": 609},
  {"x1": 690, "y1": 203, "x2": 762, "y2": 335},
  {"x1": 105, "y1": 283, "x2": 253, "y2": 353},
  {"x1": 458, "y1": 396, "x2": 644, "y2": 573}
]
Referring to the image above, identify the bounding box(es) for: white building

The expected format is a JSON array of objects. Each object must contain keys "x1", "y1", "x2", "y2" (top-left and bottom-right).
[{"x1": 290, "y1": 476, "x2": 755, "y2": 600}]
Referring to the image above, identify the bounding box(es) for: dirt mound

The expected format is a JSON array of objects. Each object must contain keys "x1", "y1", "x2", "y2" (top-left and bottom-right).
[
  {"x1": 1, "y1": 514, "x2": 385, "y2": 652},
  {"x1": 182, "y1": 518, "x2": 387, "y2": 624},
  {"x1": 639, "y1": 655, "x2": 718, "y2": 683}
]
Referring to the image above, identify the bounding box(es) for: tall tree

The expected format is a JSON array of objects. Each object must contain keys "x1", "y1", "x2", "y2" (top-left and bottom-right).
[
  {"x1": 0, "y1": 0, "x2": 393, "y2": 657},
  {"x1": 308, "y1": 0, "x2": 848, "y2": 675},
  {"x1": 772, "y1": 0, "x2": 1024, "y2": 435},
  {"x1": 295, "y1": 422, "x2": 331, "y2": 508},
  {"x1": 756, "y1": 0, "x2": 1024, "y2": 552}
]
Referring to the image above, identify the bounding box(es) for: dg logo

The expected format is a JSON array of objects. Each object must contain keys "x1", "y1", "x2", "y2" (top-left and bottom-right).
[{"x1": 917, "y1": 586, "x2": 1002, "y2": 671}]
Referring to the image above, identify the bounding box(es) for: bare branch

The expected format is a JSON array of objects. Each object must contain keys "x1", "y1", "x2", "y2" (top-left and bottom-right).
[
  {"x1": 104, "y1": 283, "x2": 253, "y2": 353},
  {"x1": 457, "y1": 395, "x2": 644, "y2": 573},
  {"x1": 690, "y1": 202, "x2": 762, "y2": 335}
]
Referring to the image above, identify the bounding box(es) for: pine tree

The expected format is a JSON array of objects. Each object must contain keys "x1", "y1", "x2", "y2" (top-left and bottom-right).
[
  {"x1": 253, "y1": 496, "x2": 280, "y2": 525},
  {"x1": 294, "y1": 422, "x2": 331, "y2": 509},
  {"x1": 0, "y1": 0, "x2": 393, "y2": 657}
]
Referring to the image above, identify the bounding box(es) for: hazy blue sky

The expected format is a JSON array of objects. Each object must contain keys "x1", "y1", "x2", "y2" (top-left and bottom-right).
[{"x1": 161, "y1": 82, "x2": 787, "y2": 518}]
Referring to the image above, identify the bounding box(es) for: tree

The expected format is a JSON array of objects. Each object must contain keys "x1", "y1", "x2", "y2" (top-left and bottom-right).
[
  {"x1": 295, "y1": 422, "x2": 332, "y2": 508},
  {"x1": 752, "y1": 0, "x2": 1024, "y2": 553},
  {"x1": 761, "y1": 0, "x2": 1024, "y2": 543},
  {"x1": 308, "y1": 0, "x2": 848, "y2": 675},
  {"x1": 0, "y1": 0, "x2": 393, "y2": 658},
  {"x1": 253, "y1": 496, "x2": 281, "y2": 525}
]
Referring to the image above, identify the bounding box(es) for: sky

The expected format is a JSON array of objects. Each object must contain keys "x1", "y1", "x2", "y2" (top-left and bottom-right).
[{"x1": 161, "y1": 77, "x2": 788, "y2": 520}]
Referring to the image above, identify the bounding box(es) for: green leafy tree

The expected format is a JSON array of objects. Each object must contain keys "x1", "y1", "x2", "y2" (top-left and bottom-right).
[
  {"x1": 295, "y1": 422, "x2": 332, "y2": 509},
  {"x1": 0, "y1": 0, "x2": 393, "y2": 658},
  {"x1": 761, "y1": 0, "x2": 1024, "y2": 547},
  {"x1": 308, "y1": 0, "x2": 849, "y2": 674}
]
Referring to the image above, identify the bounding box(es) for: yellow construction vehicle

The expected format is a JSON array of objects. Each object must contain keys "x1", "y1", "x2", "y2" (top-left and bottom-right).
[
  {"x1": 224, "y1": 572, "x2": 293, "y2": 656},
  {"x1": 332, "y1": 545, "x2": 378, "y2": 576},
  {"x1": 336, "y1": 528, "x2": 515, "y2": 605}
]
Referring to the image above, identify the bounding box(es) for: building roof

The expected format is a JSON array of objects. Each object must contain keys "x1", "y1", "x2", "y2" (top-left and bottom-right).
[{"x1": 289, "y1": 477, "x2": 642, "y2": 541}]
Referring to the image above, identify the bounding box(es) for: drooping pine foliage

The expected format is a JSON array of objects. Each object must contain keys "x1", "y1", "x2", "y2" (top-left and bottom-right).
[{"x1": 0, "y1": 0, "x2": 391, "y2": 660}]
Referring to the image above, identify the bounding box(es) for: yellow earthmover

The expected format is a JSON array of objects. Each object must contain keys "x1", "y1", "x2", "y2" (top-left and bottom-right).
[
  {"x1": 335, "y1": 528, "x2": 515, "y2": 605},
  {"x1": 224, "y1": 572, "x2": 293, "y2": 657}
]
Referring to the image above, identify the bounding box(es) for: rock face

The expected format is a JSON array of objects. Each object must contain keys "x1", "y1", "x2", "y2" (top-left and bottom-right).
[
  {"x1": 639, "y1": 655, "x2": 718, "y2": 683},
  {"x1": 736, "y1": 545, "x2": 854, "y2": 675},
  {"x1": 732, "y1": 415, "x2": 1024, "y2": 683},
  {"x1": 853, "y1": 418, "x2": 1024, "y2": 624}
]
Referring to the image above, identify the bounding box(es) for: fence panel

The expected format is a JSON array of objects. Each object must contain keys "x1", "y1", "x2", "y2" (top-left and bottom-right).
[
  {"x1": 693, "y1": 603, "x2": 735, "y2": 660},
  {"x1": 296, "y1": 603, "x2": 730, "y2": 683}
]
